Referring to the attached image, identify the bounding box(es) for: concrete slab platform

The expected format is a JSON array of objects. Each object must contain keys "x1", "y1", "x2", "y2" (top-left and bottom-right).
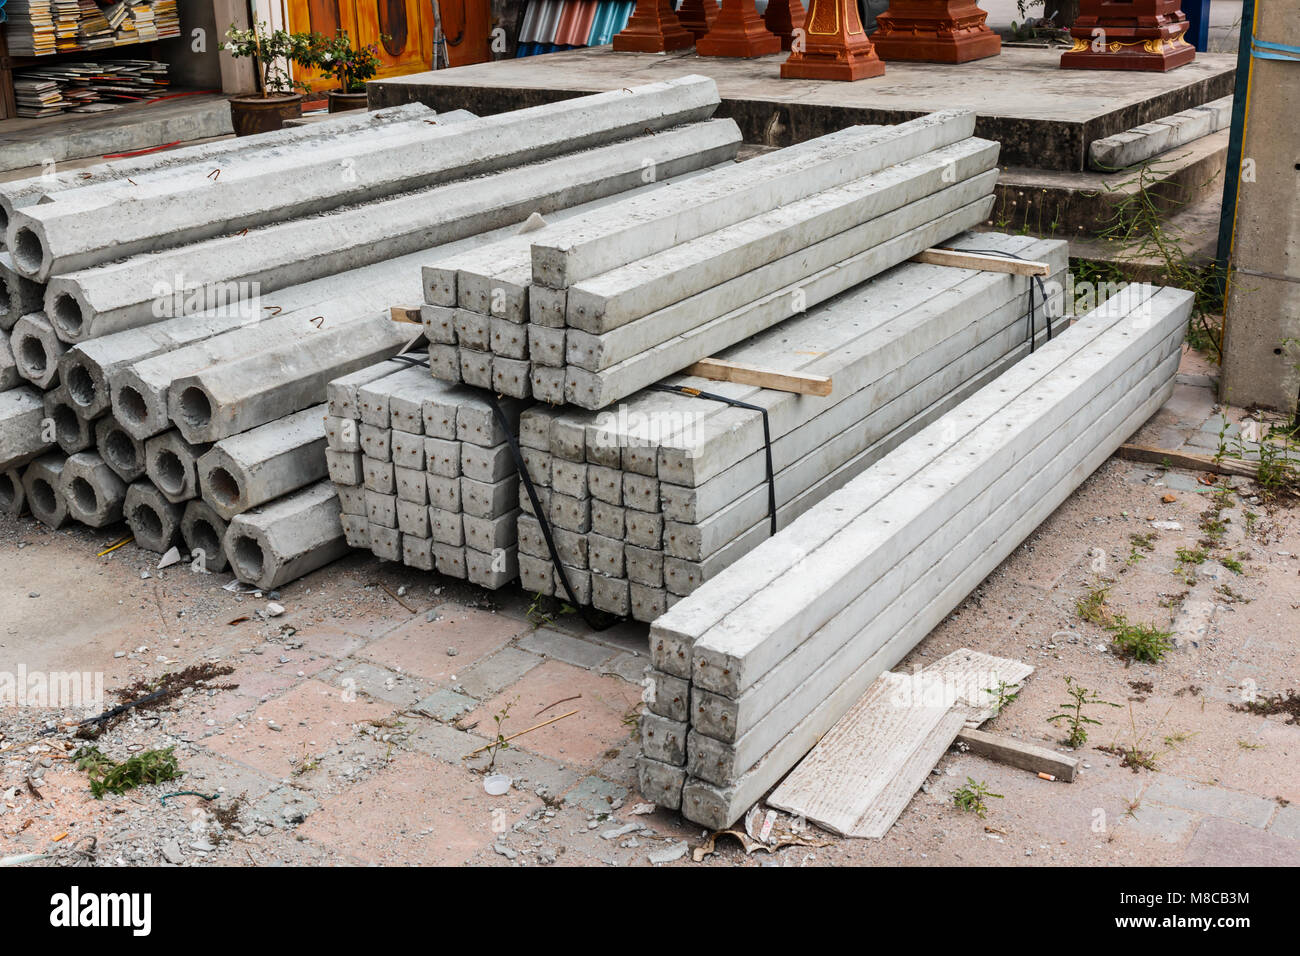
[
  {"x1": 0, "y1": 93, "x2": 234, "y2": 174},
  {"x1": 368, "y1": 46, "x2": 1236, "y2": 170}
]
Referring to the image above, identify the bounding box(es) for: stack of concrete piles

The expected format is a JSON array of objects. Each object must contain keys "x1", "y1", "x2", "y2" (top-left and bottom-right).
[
  {"x1": 0, "y1": 77, "x2": 742, "y2": 589},
  {"x1": 422, "y1": 110, "x2": 1000, "y2": 408},
  {"x1": 512, "y1": 234, "x2": 1069, "y2": 622},
  {"x1": 323, "y1": 359, "x2": 529, "y2": 590},
  {"x1": 636, "y1": 284, "x2": 1195, "y2": 827}
]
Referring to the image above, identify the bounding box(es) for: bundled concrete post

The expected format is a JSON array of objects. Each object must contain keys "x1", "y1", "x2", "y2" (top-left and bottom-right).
[
  {"x1": 22, "y1": 453, "x2": 70, "y2": 528},
  {"x1": 1, "y1": 386, "x2": 52, "y2": 467},
  {"x1": 124, "y1": 482, "x2": 185, "y2": 553},
  {"x1": 167, "y1": 313, "x2": 412, "y2": 444},
  {"x1": 59, "y1": 451, "x2": 127, "y2": 527},
  {"x1": 181, "y1": 500, "x2": 230, "y2": 573},
  {"x1": 224, "y1": 481, "x2": 350, "y2": 589},
  {"x1": 45, "y1": 120, "x2": 740, "y2": 342},
  {"x1": 0, "y1": 103, "x2": 441, "y2": 235},
  {"x1": 197, "y1": 404, "x2": 329, "y2": 521},
  {"x1": 10, "y1": 76, "x2": 722, "y2": 282}
]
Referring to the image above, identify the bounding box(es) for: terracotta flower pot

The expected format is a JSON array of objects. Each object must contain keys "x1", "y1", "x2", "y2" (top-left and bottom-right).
[
  {"x1": 228, "y1": 93, "x2": 304, "y2": 136},
  {"x1": 327, "y1": 90, "x2": 369, "y2": 113}
]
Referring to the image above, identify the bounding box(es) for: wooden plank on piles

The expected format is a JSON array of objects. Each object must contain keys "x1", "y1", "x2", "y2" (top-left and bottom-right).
[
  {"x1": 912, "y1": 247, "x2": 1051, "y2": 276},
  {"x1": 684, "y1": 357, "x2": 833, "y2": 397}
]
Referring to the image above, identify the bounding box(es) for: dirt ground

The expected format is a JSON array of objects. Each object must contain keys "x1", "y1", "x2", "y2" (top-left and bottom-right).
[{"x1": 1, "y1": 347, "x2": 1296, "y2": 868}]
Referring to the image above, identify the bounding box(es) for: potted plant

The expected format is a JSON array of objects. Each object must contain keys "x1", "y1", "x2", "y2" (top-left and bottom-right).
[
  {"x1": 224, "y1": 23, "x2": 316, "y2": 136},
  {"x1": 312, "y1": 31, "x2": 384, "y2": 113}
]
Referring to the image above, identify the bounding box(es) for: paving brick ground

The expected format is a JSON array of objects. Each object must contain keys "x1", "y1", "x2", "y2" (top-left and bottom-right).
[{"x1": 0, "y1": 348, "x2": 1296, "y2": 867}]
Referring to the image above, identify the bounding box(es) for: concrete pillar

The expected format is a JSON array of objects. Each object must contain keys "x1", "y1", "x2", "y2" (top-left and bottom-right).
[
  {"x1": 10, "y1": 312, "x2": 65, "y2": 388},
  {"x1": 1220, "y1": 1, "x2": 1300, "y2": 414},
  {"x1": 1, "y1": 386, "x2": 52, "y2": 467},
  {"x1": 95, "y1": 417, "x2": 149, "y2": 482},
  {"x1": 197, "y1": 404, "x2": 329, "y2": 520},
  {"x1": 224, "y1": 481, "x2": 350, "y2": 589},
  {"x1": 145, "y1": 430, "x2": 211, "y2": 503}
]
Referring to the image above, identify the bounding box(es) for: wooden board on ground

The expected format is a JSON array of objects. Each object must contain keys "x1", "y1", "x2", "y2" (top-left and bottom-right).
[
  {"x1": 767, "y1": 648, "x2": 1033, "y2": 838},
  {"x1": 1114, "y1": 443, "x2": 1257, "y2": 479}
]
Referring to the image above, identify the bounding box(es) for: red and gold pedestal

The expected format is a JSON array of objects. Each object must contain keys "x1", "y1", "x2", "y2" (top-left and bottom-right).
[
  {"x1": 871, "y1": 1, "x2": 1001, "y2": 63},
  {"x1": 780, "y1": 0, "x2": 886, "y2": 81},
  {"x1": 763, "y1": 0, "x2": 807, "y2": 51},
  {"x1": 1059, "y1": 0, "x2": 1195, "y2": 72},
  {"x1": 612, "y1": 0, "x2": 695, "y2": 52},
  {"x1": 677, "y1": 0, "x2": 720, "y2": 40},
  {"x1": 696, "y1": 0, "x2": 781, "y2": 57}
]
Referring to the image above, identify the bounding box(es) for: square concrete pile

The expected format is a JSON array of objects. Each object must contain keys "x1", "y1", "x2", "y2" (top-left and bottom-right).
[
  {"x1": 326, "y1": 359, "x2": 530, "y2": 590},
  {"x1": 637, "y1": 285, "x2": 1194, "y2": 829},
  {"x1": 509, "y1": 232, "x2": 1069, "y2": 622}
]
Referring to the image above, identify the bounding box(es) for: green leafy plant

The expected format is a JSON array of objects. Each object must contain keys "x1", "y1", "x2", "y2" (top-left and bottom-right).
[
  {"x1": 525, "y1": 593, "x2": 576, "y2": 628},
  {"x1": 983, "y1": 680, "x2": 1021, "y2": 713},
  {"x1": 1110, "y1": 620, "x2": 1174, "y2": 664},
  {"x1": 1089, "y1": 161, "x2": 1225, "y2": 360},
  {"x1": 1075, "y1": 578, "x2": 1114, "y2": 626},
  {"x1": 953, "y1": 778, "x2": 1002, "y2": 818},
  {"x1": 73, "y1": 746, "x2": 181, "y2": 798},
  {"x1": 1048, "y1": 677, "x2": 1120, "y2": 748},
  {"x1": 1099, "y1": 704, "x2": 1180, "y2": 772},
  {"x1": 484, "y1": 698, "x2": 517, "y2": 770},
  {"x1": 309, "y1": 30, "x2": 385, "y2": 93},
  {"x1": 224, "y1": 22, "x2": 316, "y2": 96}
]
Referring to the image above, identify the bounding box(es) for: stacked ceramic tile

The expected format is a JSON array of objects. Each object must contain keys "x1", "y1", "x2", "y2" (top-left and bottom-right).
[
  {"x1": 325, "y1": 359, "x2": 531, "y2": 590},
  {"x1": 509, "y1": 232, "x2": 1070, "y2": 622},
  {"x1": 637, "y1": 283, "x2": 1194, "y2": 827}
]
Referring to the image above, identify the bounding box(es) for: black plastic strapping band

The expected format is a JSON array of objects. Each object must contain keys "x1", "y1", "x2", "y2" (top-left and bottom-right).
[
  {"x1": 938, "y1": 248, "x2": 1053, "y2": 354},
  {"x1": 649, "y1": 383, "x2": 778, "y2": 537},
  {"x1": 485, "y1": 394, "x2": 620, "y2": 631},
  {"x1": 383, "y1": 354, "x2": 619, "y2": 627}
]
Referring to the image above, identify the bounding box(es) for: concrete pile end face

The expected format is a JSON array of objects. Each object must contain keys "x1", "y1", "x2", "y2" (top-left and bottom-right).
[
  {"x1": 58, "y1": 451, "x2": 127, "y2": 528},
  {"x1": 94, "y1": 418, "x2": 148, "y2": 483},
  {"x1": 181, "y1": 500, "x2": 231, "y2": 574},
  {"x1": 21, "y1": 454, "x2": 69, "y2": 528},
  {"x1": 10, "y1": 312, "x2": 64, "y2": 389},
  {"x1": 124, "y1": 481, "x2": 184, "y2": 553},
  {"x1": 0, "y1": 467, "x2": 25, "y2": 517},
  {"x1": 145, "y1": 431, "x2": 209, "y2": 504},
  {"x1": 43, "y1": 387, "x2": 94, "y2": 455}
]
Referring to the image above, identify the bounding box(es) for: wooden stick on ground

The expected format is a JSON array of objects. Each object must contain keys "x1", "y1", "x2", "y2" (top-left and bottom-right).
[
  {"x1": 956, "y1": 728, "x2": 1080, "y2": 782},
  {"x1": 1114, "y1": 443, "x2": 1257, "y2": 479},
  {"x1": 685, "y1": 357, "x2": 833, "y2": 397},
  {"x1": 463, "y1": 710, "x2": 579, "y2": 758}
]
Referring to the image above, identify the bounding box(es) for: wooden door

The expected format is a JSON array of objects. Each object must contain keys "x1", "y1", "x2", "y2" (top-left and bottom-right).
[
  {"x1": 287, "y1": 0, "x2": 435, "y2": 90},
  {"x1": 354, "y1": 0, "x2": 434, "y2": 79}
]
